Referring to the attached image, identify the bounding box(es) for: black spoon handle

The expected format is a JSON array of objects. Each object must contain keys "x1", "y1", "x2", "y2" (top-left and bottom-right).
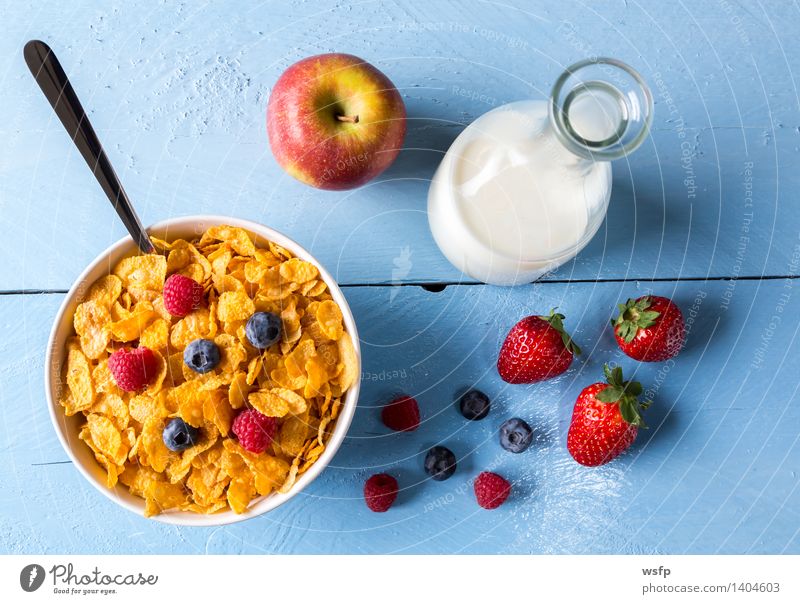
[{"x1": 23, "y1": 40, "x2": 154, "y2": 254}]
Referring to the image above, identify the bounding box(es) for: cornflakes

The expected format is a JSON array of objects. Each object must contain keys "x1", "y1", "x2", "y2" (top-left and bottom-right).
[{"x1": 59, "y1": 225, "x2": 357, "y2": 516}]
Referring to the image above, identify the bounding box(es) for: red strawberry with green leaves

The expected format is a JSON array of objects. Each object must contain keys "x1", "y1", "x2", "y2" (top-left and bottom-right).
[
  {"x1": 612, "y1": 295, "x2": 685, "y2": 362},
  {"x1": 497, "y1": 310, "x2": 581, "y2": 384},
  {"x1": 567, "y1": 365, "x2": 650, "y2": 467}
]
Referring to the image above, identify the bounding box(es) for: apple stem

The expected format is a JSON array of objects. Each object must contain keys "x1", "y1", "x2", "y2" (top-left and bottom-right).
[{"x1": 336, "y1": 114, "x2": 359, "y2": 123}]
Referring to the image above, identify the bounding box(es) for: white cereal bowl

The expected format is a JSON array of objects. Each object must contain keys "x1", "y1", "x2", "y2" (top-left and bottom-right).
[{"x1": 44, "y1": 215, "x2": 361, "y2": 526}]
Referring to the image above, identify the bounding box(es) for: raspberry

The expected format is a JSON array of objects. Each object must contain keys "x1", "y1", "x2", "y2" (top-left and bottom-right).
[
  {"x1": 473, "y1": 472, "x2": 511, "y2": 509},
  {"x1": 162, "y1": 273, "x2": 204, "y2": 317},
  {"x1": 108, "y1": 347, "x2": 159, "y2": 392},
  {"x1": 381, "y1": 395, "x2": 420, "y2": 432},
  {"x1": 364, "y1": 473, "x2": 398, "y2": 512},
  {"x1": 232, "y1": 409, "x2": 278, "y2": 453}
]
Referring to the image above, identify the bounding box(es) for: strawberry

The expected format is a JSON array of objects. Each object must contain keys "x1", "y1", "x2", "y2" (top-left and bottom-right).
[
  {"x1": 567, "y1": 365, "x2": 650, "y2": 467},
  {"x1": 497, "y1": 310, "x2": 581, "y2": 384},
  {"x1": 612, "y1": 295, "x2": 685, "y2": 362}
]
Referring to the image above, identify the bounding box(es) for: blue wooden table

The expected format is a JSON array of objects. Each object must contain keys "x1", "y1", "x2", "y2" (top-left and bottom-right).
[{"x1": 1, "y1": 0, "x2": 799, "y2": 554}]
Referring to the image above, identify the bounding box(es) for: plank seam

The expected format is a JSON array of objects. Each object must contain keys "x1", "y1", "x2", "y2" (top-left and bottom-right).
[
  {"x1": 338, "y1": 275, "x2": 800, "y2": 288},
  {"x1": 31, "y1": 460, "x2": 72, "y2": 466},
  {"x1": 1, "y1": 274, "x2": 799, "y2": 295}
]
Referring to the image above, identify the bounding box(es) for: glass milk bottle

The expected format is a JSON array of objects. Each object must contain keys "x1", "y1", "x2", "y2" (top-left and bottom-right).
[{"x1": 427, "y1": 58, "x2": 653, "y2": 285}]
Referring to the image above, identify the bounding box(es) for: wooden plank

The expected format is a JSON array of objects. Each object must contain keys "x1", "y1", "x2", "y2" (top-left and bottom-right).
[
  {"x1": 2, "y1": 278, "x2": 798, "y2": 553},
  {"x1": 1, "y1": 1, "x2": 798, "y2": 288}
]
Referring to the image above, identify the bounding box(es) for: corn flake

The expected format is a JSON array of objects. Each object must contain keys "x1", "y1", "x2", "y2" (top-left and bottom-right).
[
  {"x1": 65, "y1": 348, "x2": 94, "y2": 414},
  {"x1": 217, "y1": 291, "x2": 255, "y2": 323},
  {"x1": 74, "y1": 300, "x2": 112, "y2": 359},
  {"x1": 316, "y1": 300, "x2": 344, "y2": 340},
  {"x1": 113, "y1": 254, "x2": 167, "y2": 292},
  {"x1": 248, "y1": 391, "x2": 290, "y2": 418},
  {"x1": 139, "y1": 318, "x2": 169, "y2": 351},
  {"x1": 86, "y1": 275, "x2": 123, "y2": 308}
]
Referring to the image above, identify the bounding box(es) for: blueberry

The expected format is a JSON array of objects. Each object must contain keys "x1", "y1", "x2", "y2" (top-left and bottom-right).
[
  {"x1": 459, "y1": 389, "x2": 490, "y2": 420},
  {"x1": 183, "y1": 338, "x2": 220, "y2": 373},
  {"x1": 162, "y1": 418, "x2": 200, "y2": 452},
  {"x1": 245, "y1": 312, "x2": 282, "y2": 349},
  {"x1": 499, "y1": 418, "x2": 534, "y2": 453},
  {"x1": 424, "y1": 446, "x2": 457, "y2": 481}
]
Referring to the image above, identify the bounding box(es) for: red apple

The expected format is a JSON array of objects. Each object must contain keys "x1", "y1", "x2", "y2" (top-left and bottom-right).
[{"x1": 267, "y1": 53, "x2": 406, "y2": 190}]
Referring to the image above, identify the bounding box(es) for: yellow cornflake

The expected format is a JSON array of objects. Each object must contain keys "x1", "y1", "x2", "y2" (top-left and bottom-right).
[
  {"x1": 65, "y1": 347, "x2": 94, "y2": 415},
  {"x1": 86, "y1": 413, "x2": 126, "y2": 466},
  {"x1": 248, "y1": 390, "x2": 290, "y2": 418},
  {"x1": 139, "y1": 318, "x2": 169, "y2": 351},
  {"x1": 278, "y1": 411, "x2": 309, "y2": 457},
  {"x1": 109, "y1": 304, "x2": 159, "y2": 342},
  {"x1": 271, "y1": 388, "x2": 308, "y2": 414},
  {"x1": 228, "y1": 372, "x2": 250, "y2": 409},
  {"x1": 113, "y1": 254, "x2": 167, "y2": 292},
  {"x1": 128, "y1": 394, "x2": 168, "y2": 425},
  {"x1": 315, "y1": 300, "x2": 343, "y2": 340},
  {"x1": 86, "y1": 274, "x2": 123, "y2": 308},
  {"x1": 203, "y1": 390, "x2": 234, "y2": 436},
  {"x1": 73, "y1": 300, "x2": 112, "y2": 359},
  {"x1": 279, "y1": 258, "x2": 319, "y2": 284},
  {"x1": 336, "y1": 333, "x2": 358, "y2": 391},
  {"x1": 91, "y1": 393, "x2": 129, "y2": 432},
  {"x1": 217, "y1": 291, "x2": 255, "y2": 323},
  {"x1": 91, "y1": 360, "x2": 120, "y2": 395},
  {"x1": 199, "y1": 225, "x2": 256, "y2": 256},
  {"x1": 285, "y1": 339, "x2": 315, "y2": 378},
  {"x1": 169, "y1": 308, "x2": 213, "y2": 349},
  {"x1": 141, "y1": 416, "x2": 173, "y2": 473}
]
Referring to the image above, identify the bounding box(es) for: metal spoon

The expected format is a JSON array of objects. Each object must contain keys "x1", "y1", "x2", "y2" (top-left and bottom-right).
[{"x1": 23, "y1": 39, "x2": 155, "y2": 254}]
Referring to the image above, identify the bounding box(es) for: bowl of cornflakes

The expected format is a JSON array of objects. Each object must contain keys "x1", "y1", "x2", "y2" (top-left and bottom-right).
[{"x1": 45, "y1": 216, "x2": 361, "y2": 525}]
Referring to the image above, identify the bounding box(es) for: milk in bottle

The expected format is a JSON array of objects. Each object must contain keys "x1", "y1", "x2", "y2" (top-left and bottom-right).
[{"x1": 427, "y1": 58, "x2": 653, "y2": 285}]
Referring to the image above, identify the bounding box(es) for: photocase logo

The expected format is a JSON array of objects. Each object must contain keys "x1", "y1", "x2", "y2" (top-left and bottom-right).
[
  {"x1": 15, "y1": 562, "x2": 158, "y2": 596},
  {"x1": 20, "y1": 564, "x2": 45, "y2": 592}
]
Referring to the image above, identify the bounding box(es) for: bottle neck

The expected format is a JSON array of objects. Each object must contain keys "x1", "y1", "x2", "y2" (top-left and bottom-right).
[
  {"x1": 537, "y1": 116, "x2": 598, "y2": 173},
  {"x1": 550, "y1": 82, "x2": 628, "y2": 161},
  {"x1": 548, "y1": 58, "x2": 653, "y2": 162}
]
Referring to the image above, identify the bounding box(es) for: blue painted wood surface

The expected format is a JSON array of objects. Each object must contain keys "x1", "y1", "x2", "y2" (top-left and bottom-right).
[{"x1": 1, "y1": 0, "x2": 799, "y2": 554}]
